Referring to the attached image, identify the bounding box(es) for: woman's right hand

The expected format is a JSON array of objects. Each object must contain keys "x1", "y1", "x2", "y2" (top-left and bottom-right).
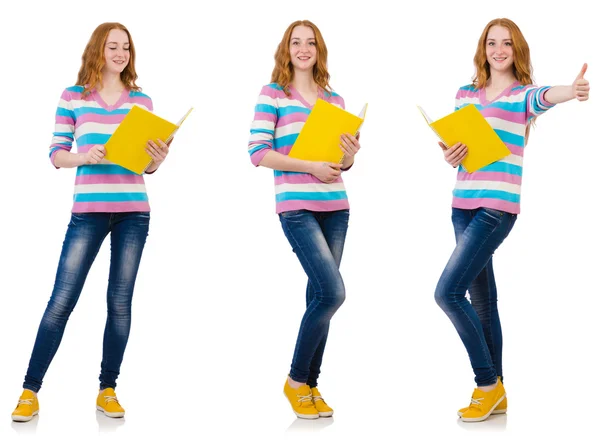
[
  {"x1": 310, "y1": 162, "x2": 343, "y2": 183},
  {"x1": 439, "y1": 141, "x2": 467, "y2": 168},
  {"x1": 83, "y1": 145, "x2": 105, "y2": 165}
]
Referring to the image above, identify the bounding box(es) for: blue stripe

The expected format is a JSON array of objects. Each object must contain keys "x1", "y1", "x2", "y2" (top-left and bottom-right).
[
  {"x1": 453, "y1": 189, "x2": 520, "y2": 203},
  {"x1": 74, "y1": 107, "x2": 130, "y2": 116},
  {"x1": 56, "y1": 107, "x2": 76, "y2": 119},
  {"x1": 248, "y1": 144, "x2": 269, "y2": 155},
  {"x1": 275, "y1": 191, "x2": 348, "y2": 202},
  {"x1": 459, "y1": 161, "x2": 523, "y2": 176},
  {"x1": 49, "y1": 147, "x2": 66, "y2": 158},
  {"x1": 278, "y1": 106, "x2": 311, "y2": 117},
  {"x1": 495, "y1": 129, "x2": 524, "y2": 146},
  {"x1": 130, "y1": 91, "x2": 150, "y2": 99},
  {"x1": 458, "y1": 102, "x2": 526, "y2": 113},
  {"x1": 76, "y1": 164, "x2": 137, "y2": 176},
  {"x1": 255, "y1": 104, "x2": 277, "y2": 115},
  {"x1": 74, "y1": 192, "x2": 148, "y2": 203},
  {"x1": 274, "y1": 134, "x2": 298, "y2": 148},
  {"x1": 53, "y1": 132, "x2": 74, "y2": 139},
  {"x1": 274, "y1": 170, "x2": 303, "y2": 177},
  {"x1": 76, "y1": 133, "x2": 111, "y2": 146},
  {"x1": 266, "y1": 83, "x2": 284, "y2": 91},
  {"x1": 66, "y1": 85, "x2": 84, "y2": 93},
  {"x1": 250, "y1": 128, "x2": 274, "y2": 136}
]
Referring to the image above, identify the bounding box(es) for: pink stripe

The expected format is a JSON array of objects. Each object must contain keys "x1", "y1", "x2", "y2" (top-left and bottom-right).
[
  {"x1": 457, "y1": 172, "x2": 522, "y2": 185},
  {"x1": 480, "y1": 108, "x2": 526, "y2": 124},
  {"x1": 278, "y1": 114, "x2": 308, "y2": 126},
  {"x1": 129, "y1": 96, "x2": 152, "y2": 109},
  {"x1": 75, "y1": 174, "x2": 145, "y2": 185},
  {"x1": 456, "y1": 88, "x2": 476, "y2": 100},
  {"x1": 63, "y1": 89, "x2": 81, "y2": 100},
  {"x1": 72, "y1": 201, "x2": 151, "y2": 213},
  {"x1": 261, "y1": 85, "x2": 286, "y2": 99},
  {"x1": 76, "y1": 113, "x2": 127, "y2": 125},
  {"x1": 505, "y1": 143, "x2": 524, "y2": 156},
  {"x1": 254, "y1": 112, "x2": 276, "y2": 121},
  {"x1": 56, "y1": 115, "x2": 74, "y2": 125},
  {"x1": 452, "y1": 198, "x2": 519, "y2": 214},
  {"x1": 250, "y1": 149, "x2": 269, "y2": 167},
  {"x1": 275, "y1": 173, "x2": 335, "y2": 185},
  {"x1": 276, "y1": 199, "x2": 349, "y2": 214}
]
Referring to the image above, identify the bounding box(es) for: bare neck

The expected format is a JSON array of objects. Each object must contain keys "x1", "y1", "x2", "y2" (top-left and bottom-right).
[
  {"x1": 291, "y1": 70, "x2": 318, "y2": 93},
  {"x1": 487, "y1": 70, "x2": 517, "y2": 90},
  {"x1": 98, "y1": 72, "x2": 125, "y2": 93}
]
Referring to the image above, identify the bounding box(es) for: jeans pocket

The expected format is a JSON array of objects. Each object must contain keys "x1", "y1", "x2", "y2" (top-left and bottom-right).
[{"x1": 279, "y1": 209, "x2": 308, "y2": 219}]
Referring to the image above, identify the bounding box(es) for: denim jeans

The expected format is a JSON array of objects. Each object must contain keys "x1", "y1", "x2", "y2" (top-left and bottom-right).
[
  {"x1": 23, "y1": 212, "x2": 149, "y2": 392},
  {"x1": 435, "y1": 207, "x2": 517, "y2": 386},
  {"x1": 279, "y1": 209, "x2": 349, "y2": 387}
]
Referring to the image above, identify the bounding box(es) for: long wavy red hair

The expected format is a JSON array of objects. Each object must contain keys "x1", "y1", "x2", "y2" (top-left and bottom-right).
[
  {"x1": 472, "y1": 18, "x2": 533, "y2": 89},
  {"x1": 271, "y1": 20, "x2": 331, "y2": 96},
  {"x1": 76, "y1": 22, "x2": 140, "y2": 96}
]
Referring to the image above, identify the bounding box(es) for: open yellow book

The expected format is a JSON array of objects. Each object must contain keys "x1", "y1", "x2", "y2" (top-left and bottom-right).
[
  {"x1": 417, "y1": 104, "x2": 510, "y2": 173},
  {"x1": 104, "y1": 105, "x2": 193, "y2": 174},
  {"x1": 288, "y1": 99, "x2": 368, "y2": 164}
]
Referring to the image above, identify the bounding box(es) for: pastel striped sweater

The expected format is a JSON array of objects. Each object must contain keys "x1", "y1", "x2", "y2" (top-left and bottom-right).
[
  {"x1": 248, "y1": 83, "x2": 350, "y2": 214},
  {"x1": 50, "y1": 86, "x2": 153, "y2": 213},
  {"x1": 453, "y1": 81, "x2": 555, "y2": 214}
]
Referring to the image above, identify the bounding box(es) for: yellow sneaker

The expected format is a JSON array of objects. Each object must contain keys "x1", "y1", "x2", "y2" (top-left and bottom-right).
[
  {"x1": 96, "y1": 388, "x2": 125, "y2": 418},
  {"x1": 460, "y1": 379, "x2": 506, "y2": 422},
  {"x1": 283, "y1": 379, "x2": 319, "y2": 419},
  {"x1": 11, "y1": 389, "x2": 39, "y2": 422},
  {"x1": 458, "y1": 395, "x2": 507, "y2": 417},
  {"x1": 310, "y1": 387, "x2": 333, "y2": 417}
]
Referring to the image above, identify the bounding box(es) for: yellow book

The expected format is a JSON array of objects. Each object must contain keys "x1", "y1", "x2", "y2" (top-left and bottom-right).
[
  {"x1": 288, "y1": 99, "x2": 368, "y2": 164},
  {"x1": 104, "y1": 106, "x2": 193, "y2": 175},
  {"x1": 417, "y1": 104, "x2": 510, "y2": 173}
]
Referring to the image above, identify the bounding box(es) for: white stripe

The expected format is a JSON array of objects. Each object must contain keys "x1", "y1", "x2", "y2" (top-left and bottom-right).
[
  {"x1": 274, "y1": 121, "x2": 305, "y2": 138},
  {"x1": 54, "y1": 123, "x2": 74, "y2": 133},
  {"x1": 485, "y1": 117, "x2": 525, "y2": 136},
  {"x1": 76, "y1": 121, "x2": 119, "y2": 137},
  {"x1": 454, "y1": 180, "x2": 521, "y2": 194},
  {"x1": 498, "y1": 153, "x2": 523, "y2": 167},
  {"x1": 74, "y1": 184, "x2": 147, "y2": 194},
  {"x1": 275, "y1": 182, "x2": 346, "y2": 194}
]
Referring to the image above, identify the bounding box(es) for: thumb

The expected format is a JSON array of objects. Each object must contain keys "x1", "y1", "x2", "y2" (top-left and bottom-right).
[
  {"x1": 328, "y1": 163, "x2": 343, "y2": 169},
  {"x1": 576, "y1": 63, "x2": 588, "y2": 80}
]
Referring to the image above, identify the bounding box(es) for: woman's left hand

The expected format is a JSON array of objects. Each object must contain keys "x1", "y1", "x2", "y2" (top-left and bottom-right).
[
  {"x1": 340, "y1": 132, "x2": 361, "y2": 163},
  {"x1": 146, "y1": 139, "x2": 170, "y2": 171}
]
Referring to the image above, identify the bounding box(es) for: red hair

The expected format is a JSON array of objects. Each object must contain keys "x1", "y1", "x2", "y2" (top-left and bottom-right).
[
  {"x1": 271, "y1": 20, "x2": 332, "y2": 96},
  {"x1": 76, "y1": 22, "x2": 140, "y2": 96},
  {"x1": 472, "y1": 18, "x2": 533, "y2": 89}
]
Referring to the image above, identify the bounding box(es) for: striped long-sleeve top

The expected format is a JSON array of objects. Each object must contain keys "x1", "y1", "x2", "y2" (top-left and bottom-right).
[
  {"x1": 248, "y1": 83, "x2": 350, "y2": 214},
  {"x1": 50, "y1": 85, "x2": 153, "y2": 213},
  {"x1": 452, "y1": 81, "x2": 555, "y2": 214}
]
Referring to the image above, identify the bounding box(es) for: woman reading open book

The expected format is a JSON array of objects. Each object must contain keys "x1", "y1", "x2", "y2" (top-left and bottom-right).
[
  {"x1": 248, "y1": 20, "x2": 361, "y2": 419},
  {"x1": 11, "y1": 22, "x2": 171, "y2": 422},
  {"x1": 434, "y1": 18, "x2": 590, "y2": 422}
]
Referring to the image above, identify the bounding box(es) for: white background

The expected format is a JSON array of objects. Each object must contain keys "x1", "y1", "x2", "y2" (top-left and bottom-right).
[{"x1": 0, "y1": 0, "x2": 598, "y2": 442}]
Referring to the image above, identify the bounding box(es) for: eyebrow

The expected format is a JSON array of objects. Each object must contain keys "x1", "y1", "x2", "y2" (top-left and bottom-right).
[
  {"x1": 291, "y1": 37, "x2": 316, "y2": 40},
  {"x1": 487, "y1": 38, "x2": 512, "y2": 41},
  {"x1": 106, "y1": 41, "x2": 130, "y2": 45}
]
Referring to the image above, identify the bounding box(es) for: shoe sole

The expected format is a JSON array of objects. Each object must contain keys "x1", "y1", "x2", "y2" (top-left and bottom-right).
[
  {"x1": 11, "y1": 411, "x2": 38, "y2": 422},
  {"x1": 457, "y1": 408, "x2": 506, "y2": 417},
  {"x1": 294, "y1": 412, "x2": 319, "y2": 419},
  {"x1": 318, "y1": 411, "x2": 334, "y2": 417},
  {"x1": 460, "y1": 394, "x2": 506, "y2": 422},
  {"x1": 96, "y1": 406, "x2": 125, "y2": 418}
]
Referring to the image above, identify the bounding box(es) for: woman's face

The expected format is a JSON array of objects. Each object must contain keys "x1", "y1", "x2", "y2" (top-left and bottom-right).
[
  {"x1": 103, "y1": 28, "x2": 130, "y2": 76},
  {"x1": 485, "y1": 25, "x2": 514, "y2": 75},
  {"x1": 289, "y1": 25, "x2": 317, "y2": 73}
]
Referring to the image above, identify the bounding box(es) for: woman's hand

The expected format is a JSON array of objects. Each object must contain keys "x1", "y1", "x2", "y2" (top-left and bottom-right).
[
  {"x1": 340, "y1": 133, "x2": 361, "y2": 166},
  {"x1": 83, "y1": 145, "x2": 105, "y2": 165},
  {"x1": 309, "y1": 162, "x2": 343, "y2": 183},
  {"x1": 146, "y1": 139, "x2": 170, "y2": 172},
  {"x1": 573, "y1": 63, "x2": 590, "y2": 102},
  {"x1": 440, "y1": 141, "x2": 467, "y2": 168}
]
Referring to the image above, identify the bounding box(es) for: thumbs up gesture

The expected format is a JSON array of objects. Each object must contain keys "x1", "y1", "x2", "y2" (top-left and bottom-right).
[{"x1": 573, "y1": 63, "x2": 590, "y2": 101}]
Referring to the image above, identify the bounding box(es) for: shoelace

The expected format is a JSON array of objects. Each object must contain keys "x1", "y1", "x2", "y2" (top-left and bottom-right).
[
  {"x1": 104, "y1": 395, "x2": 120, "y2": 405},
  {"x1": 17, "y1": 399, "x2": 33, "y2": 406},
  {"x1": 297, "y1": 393, "x2": 313, "y2": 405}
]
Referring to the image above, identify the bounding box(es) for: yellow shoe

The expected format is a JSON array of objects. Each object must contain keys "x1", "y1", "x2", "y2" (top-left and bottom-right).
[
  {"x1": 96, "y1": 388, "x2": 125, "y2": 418},
  {"x1": 310, "y1": 387, "x2": 334, "y2": 417},
  {"x1": 458, "y1": 395, "x2": 507, "y2": 417},
  {"x1": 283, "y1": 379, "x2": 319, "y2": 419},
  {"x1": 11, "y1": 389, "x2": 39, "y2": 422},
  {"x1": 460, "y1": 379, "x2": 506, "y2": 422}
]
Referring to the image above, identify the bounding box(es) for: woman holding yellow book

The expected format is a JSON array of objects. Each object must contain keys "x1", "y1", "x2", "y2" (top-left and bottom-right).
[
  {"x1": 434, "y1": 18, "x2": 590, "y2": 422},
  {"x1": 11, "y1": 22, "x2": 170, "y2": 422},
  {"x1": 248, "y1": 20, "x2": 360, "y2": 419}
]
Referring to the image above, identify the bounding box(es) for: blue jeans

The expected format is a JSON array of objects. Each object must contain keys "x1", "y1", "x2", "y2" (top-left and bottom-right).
[
  {"x1": 435, "y1": 207, "x2": 517, "y2": 386},
  {"x1": 23, "y1": 212, "x2": 150, "y2": 392},
  {"x1": 279, "y1": 209, "x2": 349, "y2": 387}
]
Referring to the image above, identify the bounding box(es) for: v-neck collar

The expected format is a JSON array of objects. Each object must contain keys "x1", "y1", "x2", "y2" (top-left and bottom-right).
[
  {"x1": 479, "y1": 80, "x2": 520, "y2": 106},
  {"x1": 92, "y1": 87, "x2": 130, "y2": 111},
  {"x1": 289, "y1": 85, "x2": 324, "y2": 109}
]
